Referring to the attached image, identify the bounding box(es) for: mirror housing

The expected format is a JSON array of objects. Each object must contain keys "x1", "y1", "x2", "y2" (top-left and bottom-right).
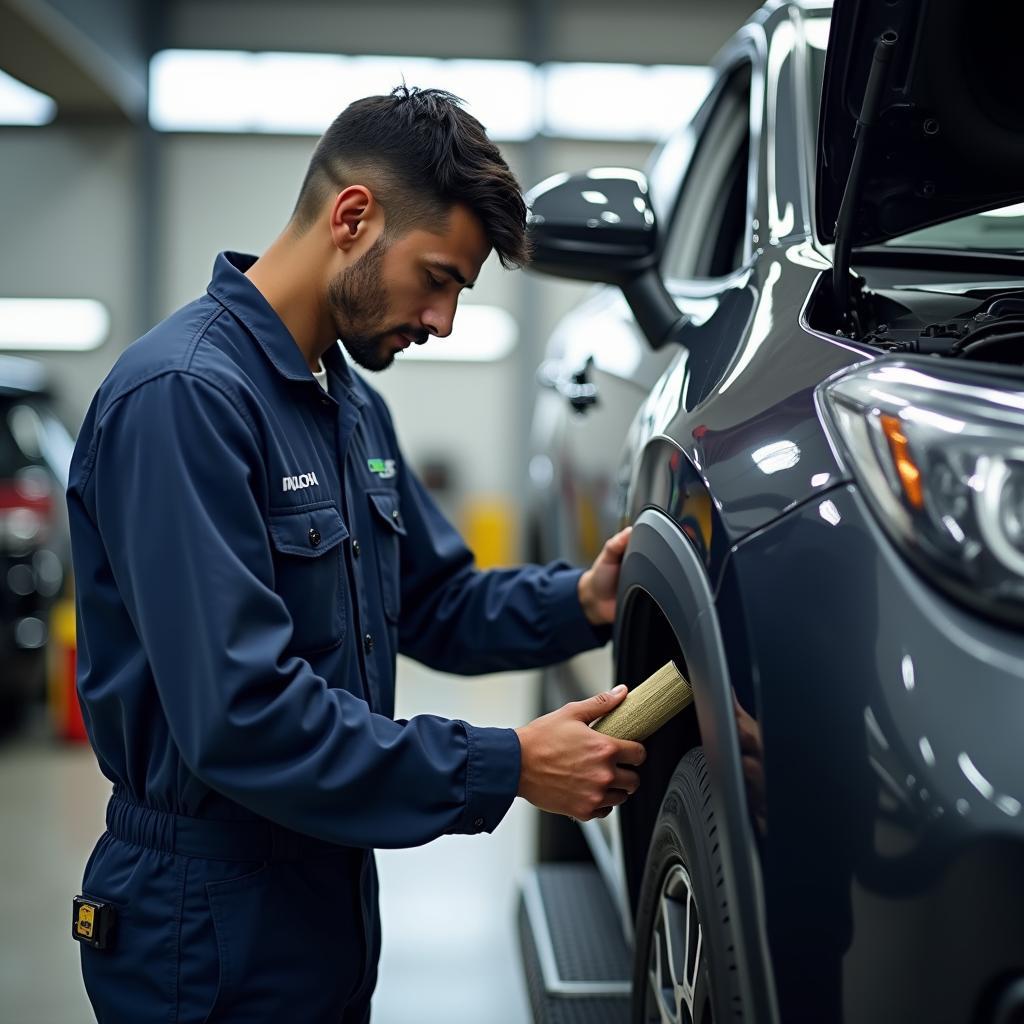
[{"x1": 525, "y1": 168, "x2": 684, "y2": 348}]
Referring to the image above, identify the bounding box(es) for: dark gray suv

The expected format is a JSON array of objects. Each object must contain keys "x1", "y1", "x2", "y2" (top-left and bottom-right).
[{"x1": 518, "y1": 2, "x2": 1024, "y2": 1022}]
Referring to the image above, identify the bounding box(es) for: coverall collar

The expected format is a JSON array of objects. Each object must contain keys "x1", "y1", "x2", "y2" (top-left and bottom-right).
[{"x1": 207, "y1": 251, "x2": 362, "y2": 404}]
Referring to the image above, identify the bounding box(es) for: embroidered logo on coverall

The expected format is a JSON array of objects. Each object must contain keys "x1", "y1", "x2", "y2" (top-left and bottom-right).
[
  {"x1": 367, "y1": 458, "x2": 397, "y2": 479},
  {"x1": 282, "y1": 471, "x2": 320, "y2": 491}
]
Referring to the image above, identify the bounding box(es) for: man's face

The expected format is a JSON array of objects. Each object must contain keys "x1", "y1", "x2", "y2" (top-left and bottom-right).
[{"x1": 327, "y1": 203, "x2": 491, "y2": 372}]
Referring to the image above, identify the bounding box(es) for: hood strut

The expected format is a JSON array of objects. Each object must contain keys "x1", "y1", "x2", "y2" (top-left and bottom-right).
[{"x1": 832, "y1": 29, "x2": 898, "y2": 332}]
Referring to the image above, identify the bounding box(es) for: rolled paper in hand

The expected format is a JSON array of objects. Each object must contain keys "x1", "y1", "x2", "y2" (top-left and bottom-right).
[{"x1": 592, "y1": 661, "x2": 693, "y2": 742}]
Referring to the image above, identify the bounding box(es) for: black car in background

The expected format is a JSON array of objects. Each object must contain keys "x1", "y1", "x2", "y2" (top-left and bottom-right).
[
  {"x1": 518, "y1": 1, "x2": 1024, "y2": 1022},
  {"x1": 0, "y1": 357, "x2": 73, "y2": 727}
]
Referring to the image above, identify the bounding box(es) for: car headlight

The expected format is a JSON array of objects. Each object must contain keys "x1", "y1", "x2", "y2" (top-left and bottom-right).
[{"x1": 820, "y1": 360, "x2": 1024, "y2": 623}]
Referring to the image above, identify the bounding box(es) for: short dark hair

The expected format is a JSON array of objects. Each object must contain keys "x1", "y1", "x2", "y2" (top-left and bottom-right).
[{"x1": 291, "y1": 85, "x2": 529, "y2": 269}]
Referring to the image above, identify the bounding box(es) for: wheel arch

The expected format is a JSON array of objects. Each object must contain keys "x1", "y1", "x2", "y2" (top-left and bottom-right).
[{"x1": 614, "y1": 506, "x2": 778, "y2": 1023}]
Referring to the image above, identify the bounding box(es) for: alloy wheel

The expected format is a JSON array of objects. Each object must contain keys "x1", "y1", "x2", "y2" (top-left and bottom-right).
[{"x1": 644, "y1": 860, "x2": 712, "y2": 1024}]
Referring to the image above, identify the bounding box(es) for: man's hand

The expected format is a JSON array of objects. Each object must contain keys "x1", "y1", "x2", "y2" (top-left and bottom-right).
[
  {"x1": 515, "y1": 685, "x2": 646, "y2": 821},
  {"x1": 578, "y1": 526, "x2": 632, "y2": 626}
]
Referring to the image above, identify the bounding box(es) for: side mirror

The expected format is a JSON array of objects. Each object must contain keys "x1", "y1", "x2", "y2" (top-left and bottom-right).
[{"x1": 525, "y1": 168, "x2": 684, "y2": 348}]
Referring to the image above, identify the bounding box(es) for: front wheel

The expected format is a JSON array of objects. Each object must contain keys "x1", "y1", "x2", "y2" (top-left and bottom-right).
[{"x1": 632, "y1": 747, "x2": 743, "y2": 1024}]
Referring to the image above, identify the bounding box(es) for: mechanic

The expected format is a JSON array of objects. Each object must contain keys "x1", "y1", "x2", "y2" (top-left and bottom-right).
[{"x1": 67, "y1": 85, "x2": 646, "y2": 1023}]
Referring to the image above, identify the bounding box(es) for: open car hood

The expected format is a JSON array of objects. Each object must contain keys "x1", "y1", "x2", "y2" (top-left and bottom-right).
[{"x1": 816, "y1": 0, "x2": 1024, "y2": 247}]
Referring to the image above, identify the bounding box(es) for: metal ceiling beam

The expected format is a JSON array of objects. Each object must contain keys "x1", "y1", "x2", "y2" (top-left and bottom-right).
[{"x1": 0, "y1": 0, "x2": 148, "y2": 122}]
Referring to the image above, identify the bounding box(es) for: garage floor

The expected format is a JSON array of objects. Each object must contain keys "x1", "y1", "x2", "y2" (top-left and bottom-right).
[{"x1": 0, "y1": 658, "x2": 536, "y2": 1023}]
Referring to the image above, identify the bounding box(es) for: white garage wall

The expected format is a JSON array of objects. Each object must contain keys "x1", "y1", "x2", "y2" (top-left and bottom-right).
[{"x1": 0, "y1": 126, "x2": 142, "y2": 428}]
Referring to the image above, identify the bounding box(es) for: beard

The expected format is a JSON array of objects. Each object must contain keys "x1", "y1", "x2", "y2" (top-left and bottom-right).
[{"x1": 327, "y1": 234, "x2": 426, "y2": 372}]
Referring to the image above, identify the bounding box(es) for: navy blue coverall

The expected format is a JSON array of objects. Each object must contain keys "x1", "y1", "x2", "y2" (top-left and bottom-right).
[{"x1": 67, "y1": 251, "x2": 610, "y2": 1023}]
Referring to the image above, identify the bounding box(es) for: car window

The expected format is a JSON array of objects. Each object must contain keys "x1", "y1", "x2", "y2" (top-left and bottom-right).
[
  {"x1": 768, "y1": 19, "x2": 806, "y2": 243},
  {"x1": 661, "y1": 62, "x2": 753, "y2": 281},
  {"x1": 883, "y1": 204, "x2": 1024, "y2": 252}
]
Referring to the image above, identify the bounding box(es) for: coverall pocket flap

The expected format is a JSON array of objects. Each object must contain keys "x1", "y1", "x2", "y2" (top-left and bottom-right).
[
  {"x1": 368, "y1": 491, "x2": 407, "y2": 536},
  {"x1": 268, "y1": 505, "x2": 348, "y2": 558}
]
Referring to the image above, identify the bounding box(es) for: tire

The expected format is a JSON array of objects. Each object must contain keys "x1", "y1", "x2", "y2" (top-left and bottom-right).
[{"x1": 631, "y1": 747, "x2": 744, "y2": 1024}]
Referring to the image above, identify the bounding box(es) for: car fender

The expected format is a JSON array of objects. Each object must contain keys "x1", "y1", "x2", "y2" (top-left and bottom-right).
[{"x1": 614, "y1": 506, "x2": 778, "y2": 1023}]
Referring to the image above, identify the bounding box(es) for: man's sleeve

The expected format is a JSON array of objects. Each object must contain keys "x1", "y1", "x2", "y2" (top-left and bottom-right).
[
  {"x1": 80, "y1": 371, "x2": 519, "y2": 847},
  {"x1": 391, "y1": 420, "x2": 612, "y2": 675}
]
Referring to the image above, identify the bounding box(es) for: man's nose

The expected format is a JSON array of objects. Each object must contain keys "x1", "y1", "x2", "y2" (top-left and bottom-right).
[{"x1": 420, "y1": 303, "x2": 456, "y2": 339}]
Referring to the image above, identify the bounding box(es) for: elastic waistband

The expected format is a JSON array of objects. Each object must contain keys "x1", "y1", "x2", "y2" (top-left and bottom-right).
[{"x1": 105, "y1": 796, "x2": 360, "y2": 863}]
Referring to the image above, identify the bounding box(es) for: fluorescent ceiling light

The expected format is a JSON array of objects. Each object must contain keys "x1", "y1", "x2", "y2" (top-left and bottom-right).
[
  {"x1": 432, "y1": 59, "x2": 539, "y2": 142},
  {"x1": 399, "y1": 305, "x2": 517, "y2": 362},
  {"x1": 0, "y1": 299, "x2": 110, "y2": 350},
  {"x1": 543, "y1": 63, "x2": 712, "y2": 140},
  {"x1": 0, "y1": 69, "x2": 56, "y2": 126},
  {"x1": 151, "y1": 51, "x2": 538, "y2": 141},
  {"x1": 247, "y1": 52, "x2": 360, "y2": 135},
  {"x1": 151, "y1": 50, "x2": 262, "y2": 133},
  {"x1": 150, "y1": 50, "x2": 708, "y2": 142}
]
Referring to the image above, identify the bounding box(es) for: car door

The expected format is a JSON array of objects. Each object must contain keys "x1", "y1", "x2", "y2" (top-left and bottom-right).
[
  {"x1": 532, "y1": 48, "x2": 760, "y2": 706},
  {"x1": 525, "y1": 76, "x2": 746, "y2": 579}
]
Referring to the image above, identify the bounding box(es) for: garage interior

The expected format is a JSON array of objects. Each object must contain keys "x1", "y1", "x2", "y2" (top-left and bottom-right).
[{"x1": 0, "y1": 1, "x2": 760, "y2": 1021}]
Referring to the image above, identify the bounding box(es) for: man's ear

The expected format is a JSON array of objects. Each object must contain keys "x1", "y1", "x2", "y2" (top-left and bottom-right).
[{"x1": 329, "y1": 185, "x2": 379, "y2": 253}]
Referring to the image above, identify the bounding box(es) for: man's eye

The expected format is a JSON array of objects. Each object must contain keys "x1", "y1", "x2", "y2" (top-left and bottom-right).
[{"x1": 426, "y1": 274, "x2": 444, "y2": 290}]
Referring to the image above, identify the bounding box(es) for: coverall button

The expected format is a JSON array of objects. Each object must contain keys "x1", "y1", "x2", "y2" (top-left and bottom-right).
[
  {"x1": 308, "y1": 528, "x2": 321, "y2": 547},
  {"x1": 391, "y1": 509, "x2": 400, "y2": 522},
  {"x1": 352, "y1": 539, "x2": 361, "y2": 557},
  {"x1": 473, "y1": 817, "x2": 485, "y2": 830},
  {"x1": 363, "y1": 633, "x2": 374, "y2": 654}
]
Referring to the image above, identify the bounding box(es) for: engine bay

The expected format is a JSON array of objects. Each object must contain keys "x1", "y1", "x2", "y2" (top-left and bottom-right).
[{"x1": 808, "y1": 274, "x2": 1024, "y2": 369}]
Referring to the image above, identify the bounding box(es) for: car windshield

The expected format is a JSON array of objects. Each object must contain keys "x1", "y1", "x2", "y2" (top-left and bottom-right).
[
  {"x1": 805, "y1": 14, "x2": 1024, "y2": 254},
  {"x1": 881, "y1": 205, "x2": 1024, "y2": 252}
]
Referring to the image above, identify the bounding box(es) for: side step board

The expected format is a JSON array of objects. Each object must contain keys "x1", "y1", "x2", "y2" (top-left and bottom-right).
[{"x1": 517, "y1": 863, "x2": 632, "y2": 1024}]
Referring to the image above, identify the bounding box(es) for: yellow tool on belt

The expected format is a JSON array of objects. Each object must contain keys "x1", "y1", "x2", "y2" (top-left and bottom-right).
[{"x1": 592, "y1": 661, "x2": 693, "y2": 741}]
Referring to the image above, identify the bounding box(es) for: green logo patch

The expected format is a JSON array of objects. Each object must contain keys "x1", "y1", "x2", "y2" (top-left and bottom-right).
[{"x1": 367, "y1": 458, "x2": 397, "y2": 479}]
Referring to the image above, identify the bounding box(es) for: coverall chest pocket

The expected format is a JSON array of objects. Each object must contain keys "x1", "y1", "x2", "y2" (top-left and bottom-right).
[
  {"x1": 367, "y1": 490, "x2": 406, "y2": 623},
  {"x1": 268, "y1": 504, "x2": 348, "y2": 653}
]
